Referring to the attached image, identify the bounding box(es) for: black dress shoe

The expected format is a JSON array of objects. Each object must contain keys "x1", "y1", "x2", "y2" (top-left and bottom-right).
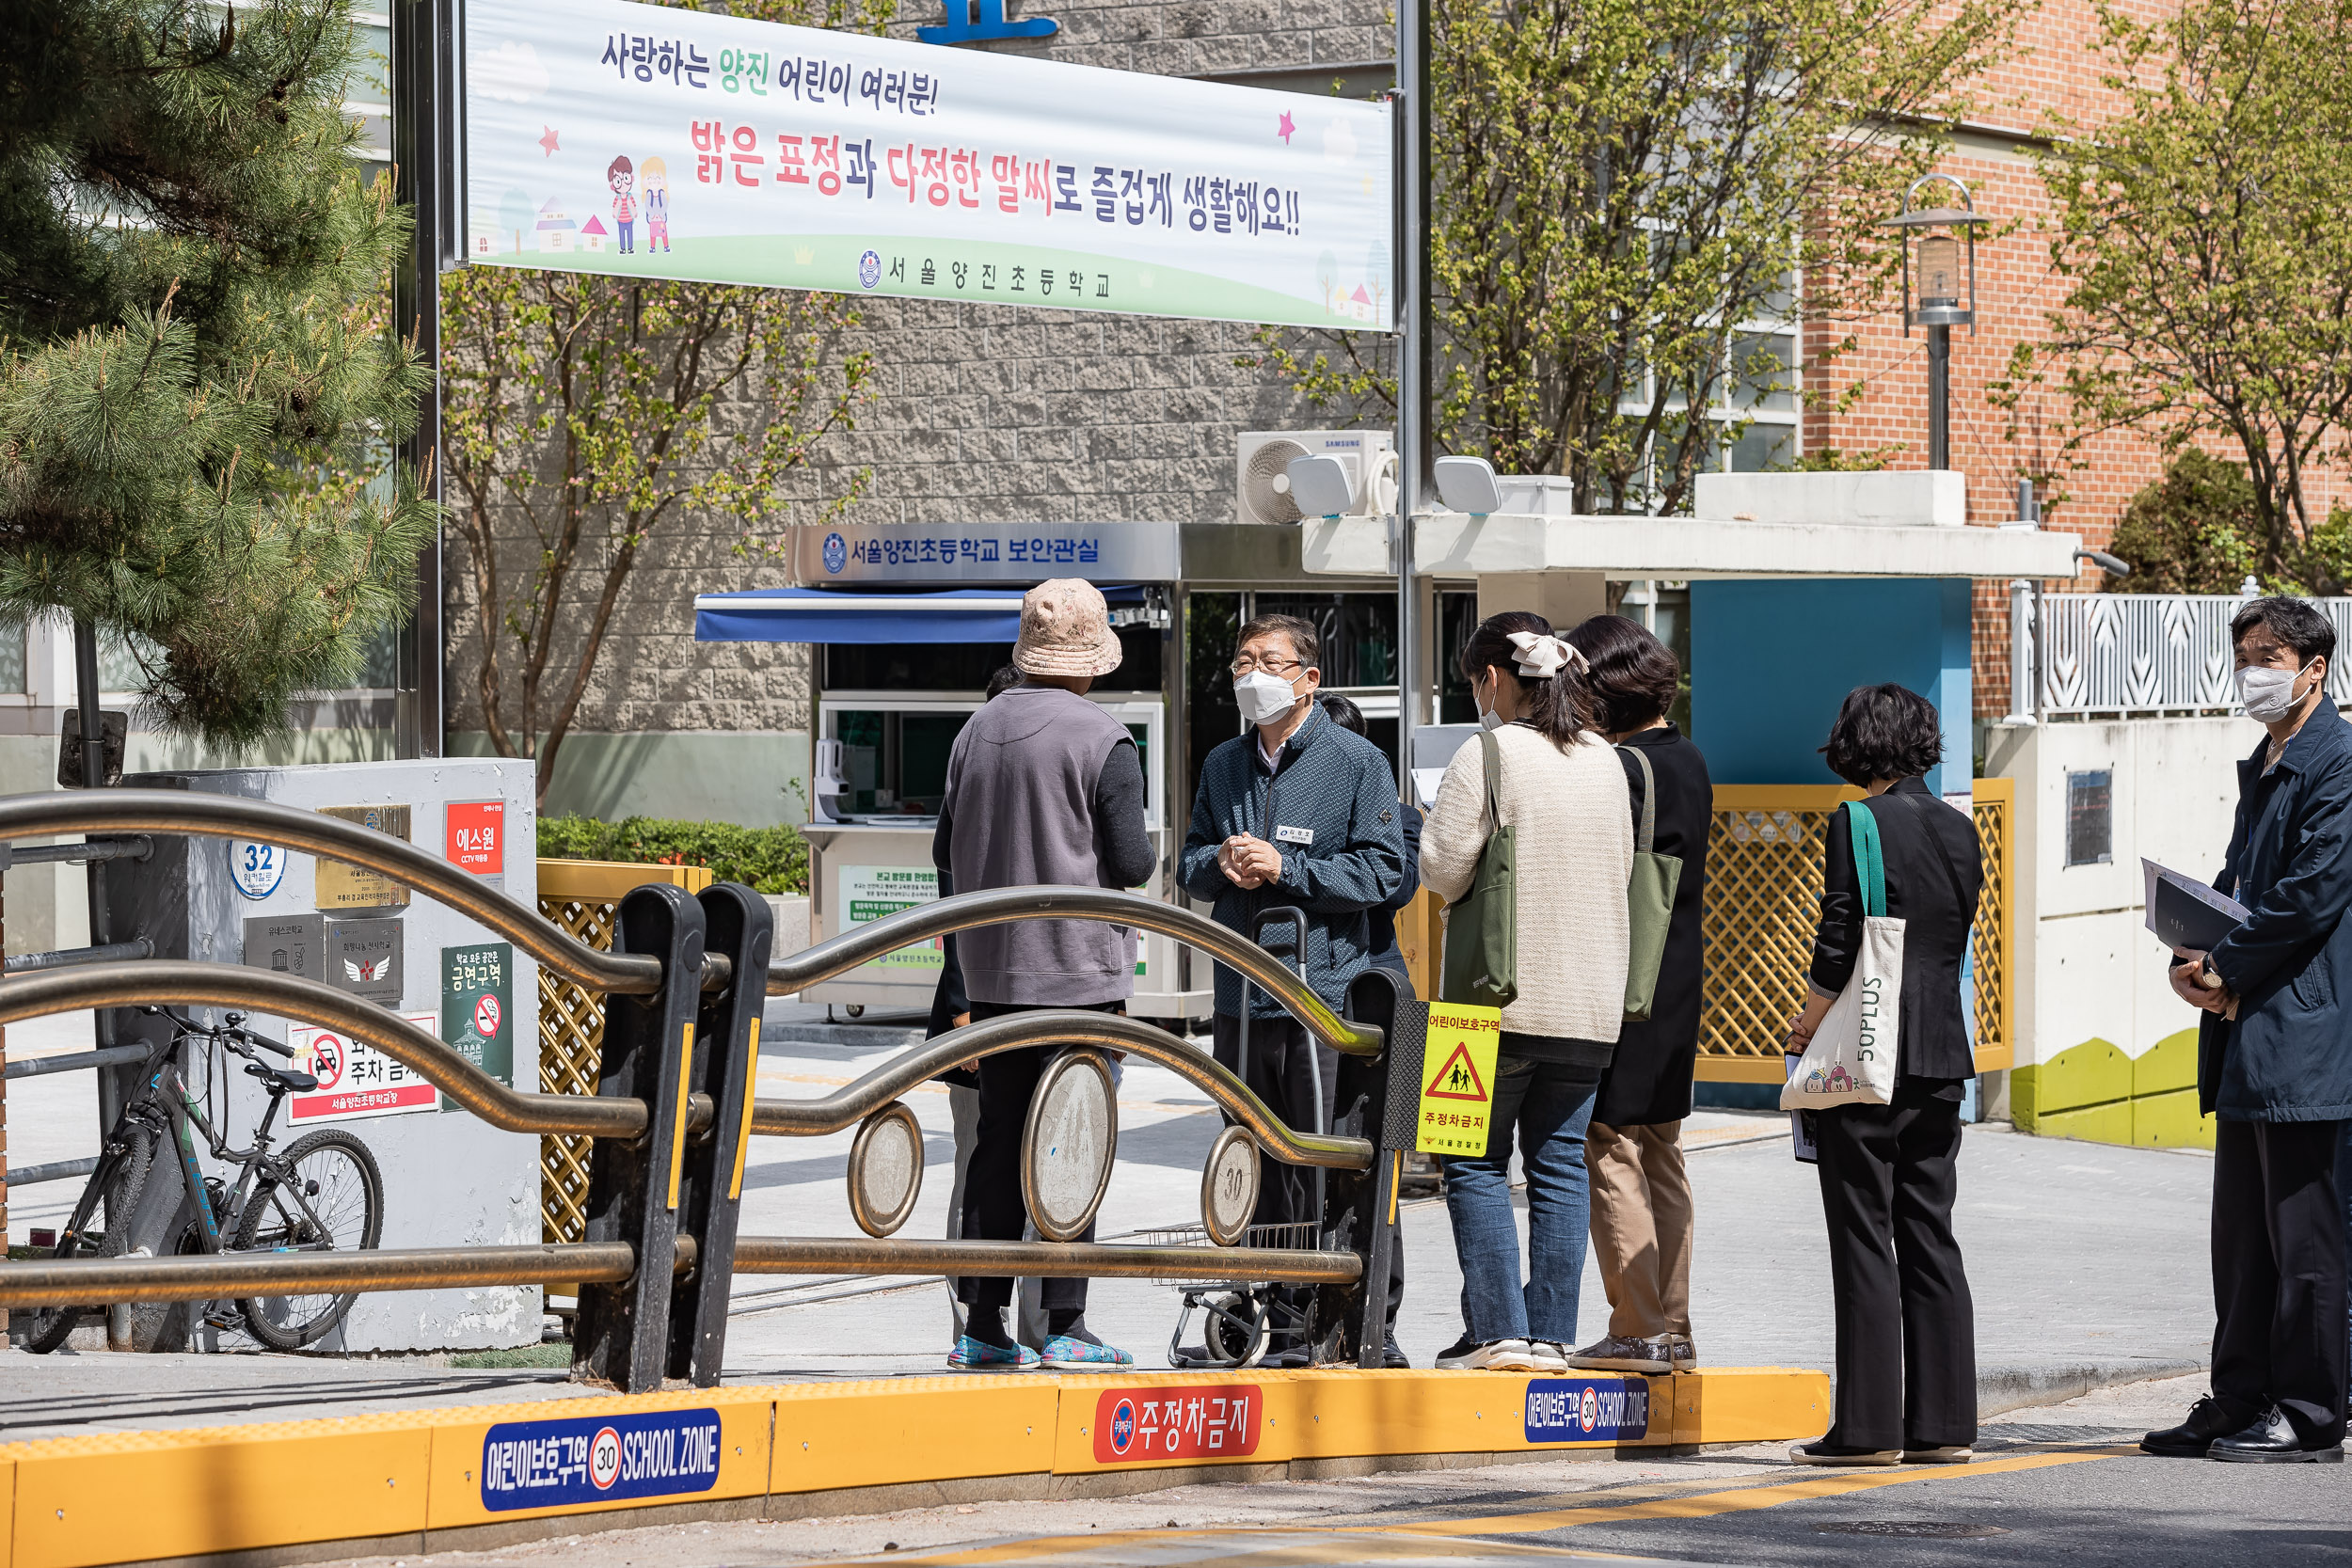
[
  {"x1": 2142, "y1": 1395, "x2": 2257, "y2": 1457},
  {"x1": 2209, "y1": 1405, "x2": 2346, "y2": 1464},
  {"x1": 1382, "y1": 1336, "x2": 1410, "y2": 1370}
]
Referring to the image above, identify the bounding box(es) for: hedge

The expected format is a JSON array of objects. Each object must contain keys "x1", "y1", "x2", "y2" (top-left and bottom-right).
[{"x1": 537, "y1": 814, "x2": 809, "y2": 895}]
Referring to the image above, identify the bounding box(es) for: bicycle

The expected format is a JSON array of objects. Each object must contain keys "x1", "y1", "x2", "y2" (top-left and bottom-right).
[{"x1": 25, "y1": 1006, "x2": 385, "y2": 1354}]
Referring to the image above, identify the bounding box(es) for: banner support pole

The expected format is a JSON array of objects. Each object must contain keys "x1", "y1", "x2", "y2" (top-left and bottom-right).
[{"x1": 1392, "y1": 0, "x2": 1432, "y2": 798}]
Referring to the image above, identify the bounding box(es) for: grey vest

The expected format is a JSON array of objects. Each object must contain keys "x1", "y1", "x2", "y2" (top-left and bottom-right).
[{"x1": 943, "y1": 685, "x2": 1136, "y2": 1006}]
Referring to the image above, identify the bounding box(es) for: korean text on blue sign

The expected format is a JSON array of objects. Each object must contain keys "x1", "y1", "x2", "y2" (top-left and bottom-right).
[
  {"x1": 479, "y1": 1409, "x2": 723, "y2": 1511},
  {"x1": 1523, "y1": 1377, "x2": 1651, "y2": 1444}
]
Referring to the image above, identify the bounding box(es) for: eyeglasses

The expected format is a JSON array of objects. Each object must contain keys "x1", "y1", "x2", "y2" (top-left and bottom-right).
[{"x1": 1231, "y1": 656, "x2": 1307, "y2": 676}]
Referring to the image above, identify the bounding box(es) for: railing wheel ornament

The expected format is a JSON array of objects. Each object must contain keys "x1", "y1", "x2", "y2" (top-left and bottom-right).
[
  {"x1": 847, "y1": 1102, "x2": 925, "y2": 1238},
  {"x1": 1020, "y1": 1047, "x2": 1117, "y2": 1243},
  {"x1": 1200, "y1": 1125, "x2": 1260, "y2": 1247}
]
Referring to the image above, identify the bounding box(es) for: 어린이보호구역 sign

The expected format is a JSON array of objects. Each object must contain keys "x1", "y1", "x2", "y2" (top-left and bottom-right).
[
  {"x1": 1417, "y1": 1002, "x2": 1502, "y2": 1157},
  {"x1": 461, "y1": 0, "x2": 1394, "y2": 330}
]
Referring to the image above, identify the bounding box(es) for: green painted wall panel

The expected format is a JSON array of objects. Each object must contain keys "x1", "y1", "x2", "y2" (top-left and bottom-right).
[{"x1": 2131, "y1": 1086, "x2": 2216, "y2": 1149}]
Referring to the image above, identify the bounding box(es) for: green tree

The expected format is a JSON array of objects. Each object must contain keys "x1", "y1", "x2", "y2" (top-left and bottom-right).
[
  {"x1": 0, "y1": 0, "x2": 432, "y2": 743},
  {"x1": 2000, "y1": 0, "x2": 2352, "y2": 590},
  {"x1": 1253, "y1": 0, "x2": 2009, "y2": 515},
  {"x1": 445, "y1": 0, "x2": 885, "y2": 810},
  {"x1": 2106, "y1": 451, "x2": 2260, "y2": 594}
]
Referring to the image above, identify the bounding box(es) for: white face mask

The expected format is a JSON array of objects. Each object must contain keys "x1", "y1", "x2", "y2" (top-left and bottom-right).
[
  {"x1": 2237, "y1": 658, "x2": 2317, "y2": 722},
  {"x1": 1233, "y1": 668, "x2": 1302, "y2": 727},
  {"x1": 1474, "y1": 676, "x2": 1507, "y2": 731}
]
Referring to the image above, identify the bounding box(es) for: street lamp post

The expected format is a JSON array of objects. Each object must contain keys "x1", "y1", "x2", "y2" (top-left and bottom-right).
[{"x1": 1883, "y1": 175, "x2": 1987, "y2": 471}]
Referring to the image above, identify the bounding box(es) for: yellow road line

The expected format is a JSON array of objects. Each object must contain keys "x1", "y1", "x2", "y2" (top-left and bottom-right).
[
  {"x1": 1375, "y1": 1448, "x2": 2126, "y2": 1538},
  {"x1": 882, "y1": 1449, "x2": 2128, "y2": 1565}
]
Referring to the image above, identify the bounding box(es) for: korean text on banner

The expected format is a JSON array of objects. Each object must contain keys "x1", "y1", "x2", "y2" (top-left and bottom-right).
[
  {"x1": 462, "y1": 0, "x2": 1395, "y2": 330},
  {"x1": 1416, "y1": 1002, "x2": 1501, "y2": 1157}
]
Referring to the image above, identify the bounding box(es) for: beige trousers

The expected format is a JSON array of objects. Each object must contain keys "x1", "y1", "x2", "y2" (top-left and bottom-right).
[{"x1": 1585, "y1": 1120, "x2": 1694, "y2": 1339}]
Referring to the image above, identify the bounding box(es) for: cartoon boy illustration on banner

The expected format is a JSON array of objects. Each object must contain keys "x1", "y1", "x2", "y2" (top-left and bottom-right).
[
  {"x1": 606, "y1": 153, "x2": 636, "y2": 254},
  {"x1": 641, "y1": 156, "x2": 671, "y2": 253}
]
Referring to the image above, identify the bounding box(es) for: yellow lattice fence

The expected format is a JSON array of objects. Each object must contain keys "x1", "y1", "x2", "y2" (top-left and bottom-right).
[
  {"x1": 1697, "y1": 782, "x2": 2012, "y2": 1083},
  {"x1": 536, "y1": 859, "x2": 713, "y2": 1244}
]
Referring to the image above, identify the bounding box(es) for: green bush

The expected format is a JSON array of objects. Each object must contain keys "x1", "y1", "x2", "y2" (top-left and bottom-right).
[
  {"x1": 537, "y1": 815, "x2": 809, "y2": 895},
  {"x1": 2106, "y1": 450, "x2": 2260, "y2": 594}
]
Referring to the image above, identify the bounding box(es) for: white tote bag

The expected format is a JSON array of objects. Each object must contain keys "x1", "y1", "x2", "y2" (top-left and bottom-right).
[{"x1": 1781, "y1": 801, "x2": 1902, "y2": 1111}]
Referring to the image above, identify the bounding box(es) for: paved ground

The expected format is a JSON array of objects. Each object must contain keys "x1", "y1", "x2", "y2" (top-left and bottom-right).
[
  {"x1": 3, "y1": 1003, "x2": 2214, "y2": 1440},
  {"x1": 302, "y1": 1373, "x2": 2347, "y2": 1568}
]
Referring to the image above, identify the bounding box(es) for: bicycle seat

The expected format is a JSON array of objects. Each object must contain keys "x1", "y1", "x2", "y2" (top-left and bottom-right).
[{"x1": 245, "y1": 1061, "x2": 319, "y2": 1093}]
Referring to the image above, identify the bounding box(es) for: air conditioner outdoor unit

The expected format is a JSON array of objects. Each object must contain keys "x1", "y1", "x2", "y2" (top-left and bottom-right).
[{"x1": 1235, "y1": 430, "x2": 1398, "y2": 525}]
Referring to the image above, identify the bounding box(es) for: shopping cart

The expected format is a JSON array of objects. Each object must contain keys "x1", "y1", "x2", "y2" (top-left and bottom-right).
[{"x1": 1139, "y1": 1220, "x2": 1321, "y2": 1369}]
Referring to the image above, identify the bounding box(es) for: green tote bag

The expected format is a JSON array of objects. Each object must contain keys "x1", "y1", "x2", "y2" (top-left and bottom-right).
[
  {"x1": 1620, "y1": 745, "x2": 1685, "y2": 1022},
  {"x1": 1439, "y1": 728, "x2": 1518, "y2": 1009}
]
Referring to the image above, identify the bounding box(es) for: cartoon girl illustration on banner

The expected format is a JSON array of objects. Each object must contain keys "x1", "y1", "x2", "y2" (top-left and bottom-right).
[
  {"x1": 606, "y1": 154, "x2": 636, "y2": 255},
  {"x1": 640, "y1": 156, "x2": 671, "y2": 253}
]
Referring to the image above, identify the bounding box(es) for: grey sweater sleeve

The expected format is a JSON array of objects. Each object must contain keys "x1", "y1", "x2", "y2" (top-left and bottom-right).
[{"x1": 1093, "y1": 738, "x2": 1155, "y2": 888}]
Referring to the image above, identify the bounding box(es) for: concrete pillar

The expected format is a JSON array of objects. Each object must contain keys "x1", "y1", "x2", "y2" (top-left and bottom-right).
[
  {"x1": 1689, "y1": 578, "x2": 1975, "y2": 797},
  {"x1": 1475, "y1": 572, "x2": 1608, "y2": 636}
]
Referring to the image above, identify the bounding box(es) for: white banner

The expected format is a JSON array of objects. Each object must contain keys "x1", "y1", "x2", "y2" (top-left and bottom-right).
[{"x1": 461, "y1": 0, "x2": 1396, "y2": 329}]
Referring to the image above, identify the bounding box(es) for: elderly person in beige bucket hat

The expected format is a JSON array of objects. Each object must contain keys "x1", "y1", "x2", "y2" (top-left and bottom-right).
[{"x1": 931, "y1": 579, "x2": 1154, "y2": 1370}]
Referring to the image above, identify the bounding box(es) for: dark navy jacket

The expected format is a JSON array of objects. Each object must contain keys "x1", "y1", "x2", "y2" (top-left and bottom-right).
[
  {"x1": 2202, "y1": 699, "x2": 2352, "y2": 1121},
  {"x1": 1180, "y1": 704, "x2": 1406, "y2": 1018}
]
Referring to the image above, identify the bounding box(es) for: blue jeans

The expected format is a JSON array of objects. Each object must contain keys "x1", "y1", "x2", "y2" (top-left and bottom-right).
[{"x1": 1441, "y1": 1056, "x2": 1600, "y2": 1344}]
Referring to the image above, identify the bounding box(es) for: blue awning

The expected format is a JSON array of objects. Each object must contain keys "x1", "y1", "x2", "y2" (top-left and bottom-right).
[{"x1": 693, "y1": 586, "x2": 1146, "y2": 645}]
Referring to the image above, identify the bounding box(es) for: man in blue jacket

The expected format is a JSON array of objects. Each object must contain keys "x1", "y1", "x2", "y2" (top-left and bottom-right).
[
  {"x1": 2148, "y1": 596, "x2": 2351, "y2": 1464},
  {"x1": 1182, "y1": 613, "x2": 1406, "y2": 1362}
]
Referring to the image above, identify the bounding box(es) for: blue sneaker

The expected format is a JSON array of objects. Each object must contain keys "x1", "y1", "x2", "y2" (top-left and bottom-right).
[
  {"x1": 947, "y1": 1336, "x2": 1041, "y2": 1371},
  {"x1": 1041, "y1": 1334, "x2": 1135, "y2": 1370}
]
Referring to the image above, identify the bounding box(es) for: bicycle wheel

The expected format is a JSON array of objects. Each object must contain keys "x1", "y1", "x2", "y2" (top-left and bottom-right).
[
  {"x1": 24, "y1": 1129, "x2": 154, "y2": 1354},
  {"x1": 232, "y1": 1129, "x2": 384, "y2": 1351}
]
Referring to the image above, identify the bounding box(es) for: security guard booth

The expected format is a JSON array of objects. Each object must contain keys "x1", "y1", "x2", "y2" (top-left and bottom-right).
[{"x1": 694, "y1": 520, "x2": 1404, "y2": 1024}]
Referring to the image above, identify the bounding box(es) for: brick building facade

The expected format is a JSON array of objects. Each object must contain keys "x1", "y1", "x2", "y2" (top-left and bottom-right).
[{"x1": 444, "y1": 0, "x2": 2331, "y2": 816}]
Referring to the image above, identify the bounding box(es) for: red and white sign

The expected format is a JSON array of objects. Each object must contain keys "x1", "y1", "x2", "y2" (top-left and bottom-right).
[
  {"x1": 290, "y1": 1014, "x2": 441, "y2": 1123},
  {"x1": 1091, "y1": 1386, "x2": 1262, "y2": 1465},
  {"x1": 446, "y1": 800, "x2": 505, "y2": 876},
  {"x1": 474, "y1": 993, "x2": 502, "y2": 1038}
]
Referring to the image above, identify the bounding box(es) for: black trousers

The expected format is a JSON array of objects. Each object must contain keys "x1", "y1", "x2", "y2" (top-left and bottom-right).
[
  {"x1": 1212, "y1": 1011, "x2": 1405, "y2": 1333},
  {"x1": 956, "y1": 998, "x2": 1124, "y2": 1314},
  {"x1": 1815, "y1": 1085, "x2": 1977, "y2": 1449},
  {"x1": 2212, "y1": 1117, "x2": 2349, "y2": 1445}
]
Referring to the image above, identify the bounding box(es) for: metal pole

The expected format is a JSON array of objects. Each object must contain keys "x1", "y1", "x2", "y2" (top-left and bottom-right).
[
  {"x1": 1392, "y1": 0, "x2": 1432, "y2": 796},
  {"x1": 1927, "y1": 324, "x2": 1950, "y2": 471},
  {"x1": 391, "y1": 0, "x2": 446, "y2": 760},
  {"x1": 69, "y1": 619, "x2": 124, "y2": 1160}
]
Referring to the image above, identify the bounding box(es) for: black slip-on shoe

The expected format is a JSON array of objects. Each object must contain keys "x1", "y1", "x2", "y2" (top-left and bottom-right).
[
  {"x1": 2142, "y1": 1395, "x2": 2258, "y2": 1458},
  {"x1": 2208, "y1": 1406, "x2": 2346, "y2": 1464}
]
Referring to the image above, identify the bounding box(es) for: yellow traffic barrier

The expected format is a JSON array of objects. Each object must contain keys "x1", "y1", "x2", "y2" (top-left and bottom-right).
[{"x1": 0, "y1": 1367, "x2": 1828, "y2": 1568}]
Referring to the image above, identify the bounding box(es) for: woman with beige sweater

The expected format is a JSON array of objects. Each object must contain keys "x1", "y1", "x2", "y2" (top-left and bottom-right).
[{"x1": 1422, "y1": 611, "x2": 1633, "y2": 1370}]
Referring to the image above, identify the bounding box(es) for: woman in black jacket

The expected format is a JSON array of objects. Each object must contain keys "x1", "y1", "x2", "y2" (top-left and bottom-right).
[
  {"x1": 1560, "y1": 615, "x2": 1710, "y2": 1377},
  {"x1": 1786, "y1": 683, "x2": 1983, "y2": 1467}
]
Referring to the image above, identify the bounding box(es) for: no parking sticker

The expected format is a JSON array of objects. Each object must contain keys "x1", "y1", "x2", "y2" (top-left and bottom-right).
[{"x1": 479, "y1": 1408, "x2": 723, "y2": 1511}]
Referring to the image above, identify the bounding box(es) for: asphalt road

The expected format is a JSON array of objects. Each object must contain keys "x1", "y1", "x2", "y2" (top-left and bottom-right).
[{"x1": 316, "y1": 1373, "x2": 2349, "y2": 1568}]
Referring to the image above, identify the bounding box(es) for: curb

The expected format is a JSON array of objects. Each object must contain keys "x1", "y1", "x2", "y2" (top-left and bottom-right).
[
  {"x1": 1977, "y1": 1358, "x2": 2205, "y2": 1418},
  {"x1": 0, "y1": 1367, "x2": 1828, "y2": 1568}
]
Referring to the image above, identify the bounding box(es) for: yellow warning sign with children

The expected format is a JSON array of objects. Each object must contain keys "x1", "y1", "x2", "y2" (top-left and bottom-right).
[{"x1": 1416, "y1": 1002, "x2": 1502, "y2": 1156}]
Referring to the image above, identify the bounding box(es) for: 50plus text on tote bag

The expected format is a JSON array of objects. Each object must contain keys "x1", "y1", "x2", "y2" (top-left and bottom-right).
[{"x1": 1781, "y1": 800, "x2": 1901, "y2": 1110}]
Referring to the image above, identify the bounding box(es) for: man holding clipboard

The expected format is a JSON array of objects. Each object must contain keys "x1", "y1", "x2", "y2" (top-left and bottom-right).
[{"x1": 2147, "y1": 596, "x2": 2351, "y2": 1465}]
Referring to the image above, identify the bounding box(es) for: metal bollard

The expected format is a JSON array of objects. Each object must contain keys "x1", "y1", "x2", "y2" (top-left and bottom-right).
[
  {"x1": 1331, "y1": 969, "x2": 1417, "y2": 1368},
  {"x1": 572, "y1": 882, "x2": 707, "y2": 1393},
  {"x1": 667, "y1": 883, "x2": 771, "y2": 1386}
]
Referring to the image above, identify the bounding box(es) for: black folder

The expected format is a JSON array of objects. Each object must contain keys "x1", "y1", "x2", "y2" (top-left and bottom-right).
[{"x1": 2144, "y1": 859, "x2": 2250, "y2": 957}]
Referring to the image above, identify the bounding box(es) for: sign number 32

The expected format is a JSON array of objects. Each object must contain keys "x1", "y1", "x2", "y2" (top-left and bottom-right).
[{"x1": 230, "y1": 839, "x2": 287, "y2": 899}]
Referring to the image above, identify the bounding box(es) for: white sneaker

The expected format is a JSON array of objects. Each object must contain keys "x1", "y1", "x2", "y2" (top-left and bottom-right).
[
  {"x1": 1437, "y1": 1337, "x2": 1539, "y2": 1370},
  {"x1": 1527, "y1": 1340, "x2": 1570, "y2": 1371}
]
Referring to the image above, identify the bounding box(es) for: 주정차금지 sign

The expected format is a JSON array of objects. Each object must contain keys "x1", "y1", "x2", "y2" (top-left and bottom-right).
[
  {"x1": 289, "y1": 1015, "x2": 441, "y2": 1124},
  {"x1": 461, "y1": 0, "x2": 1394, "y2": 330},
  {"x1": 1416, "y1": 1001, "x2": 1502, "y2": 1157}
]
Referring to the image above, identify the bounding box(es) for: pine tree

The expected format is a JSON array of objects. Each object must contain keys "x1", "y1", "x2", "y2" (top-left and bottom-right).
[{"x1": 0, "y1": 0, "x2": 432, "y2": 745}]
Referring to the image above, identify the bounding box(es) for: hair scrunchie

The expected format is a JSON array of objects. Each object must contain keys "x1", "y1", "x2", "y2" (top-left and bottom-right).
[{"x1": 1506, "y1": 630, "x2": 1586, "y2": 680}]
